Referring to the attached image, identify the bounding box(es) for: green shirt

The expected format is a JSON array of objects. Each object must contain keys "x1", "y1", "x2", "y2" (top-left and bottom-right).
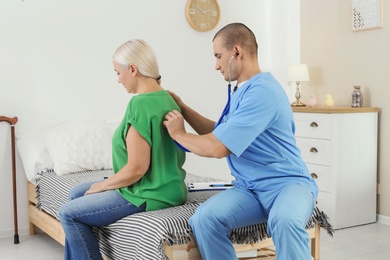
[{"x1": 112, "y1": 90, "x2": 187, "y2": 211}]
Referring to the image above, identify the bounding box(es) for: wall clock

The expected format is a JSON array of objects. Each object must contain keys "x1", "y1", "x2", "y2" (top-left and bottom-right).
[{"x1": 185, "y1": 0, "x2": 220, "y2": 32}]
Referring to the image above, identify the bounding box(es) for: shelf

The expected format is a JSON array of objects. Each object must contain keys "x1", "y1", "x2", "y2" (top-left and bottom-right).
[{"x1": 292, "y1": 107, "x2": 380, "y2": 114}]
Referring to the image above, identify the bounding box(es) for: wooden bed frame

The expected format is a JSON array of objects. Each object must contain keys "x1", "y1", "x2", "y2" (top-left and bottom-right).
[{"x1": 27, "y1": 181, "x2": 321, "y2": 260}]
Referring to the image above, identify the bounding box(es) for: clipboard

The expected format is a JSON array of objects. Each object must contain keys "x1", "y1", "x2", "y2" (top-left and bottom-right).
[{"x1": 187, "y1": 182, "x2": 233, "y2": 191}]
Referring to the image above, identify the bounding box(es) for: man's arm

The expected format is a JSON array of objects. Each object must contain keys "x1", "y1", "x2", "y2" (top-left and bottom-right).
[
  {"x1": 180, "y1": 103, "x2": 215, "y2": 135},
  {"x1": 168, "y1": 91, "x2": 214, "y2": 135},
  {"x1": 164, "y1": 110, "x2": 231, "y2": 158}
]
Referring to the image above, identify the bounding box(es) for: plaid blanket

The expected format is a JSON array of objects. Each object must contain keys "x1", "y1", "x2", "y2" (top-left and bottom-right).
[{"x1": 36, "y1": 170, "x2": 333, "y2": 259}]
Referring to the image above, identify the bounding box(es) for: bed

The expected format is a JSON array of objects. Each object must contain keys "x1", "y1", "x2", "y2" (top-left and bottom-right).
[{"x1": 14, "y1": 118, "x2": 333, "y2": 259}]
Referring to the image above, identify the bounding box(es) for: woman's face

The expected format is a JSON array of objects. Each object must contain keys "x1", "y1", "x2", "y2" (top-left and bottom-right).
[{"x1": 113, "y1": 61, "x2": 134, "y2": 93}]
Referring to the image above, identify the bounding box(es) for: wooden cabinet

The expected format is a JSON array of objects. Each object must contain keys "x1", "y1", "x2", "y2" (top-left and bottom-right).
[{"x1": 292, "y1": 107, "x2": 379, "y2": 229}]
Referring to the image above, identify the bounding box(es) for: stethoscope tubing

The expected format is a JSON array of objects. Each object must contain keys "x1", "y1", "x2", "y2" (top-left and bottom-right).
[{"x1": 228, "y1": 55, "x2": 234, "y2": 87}]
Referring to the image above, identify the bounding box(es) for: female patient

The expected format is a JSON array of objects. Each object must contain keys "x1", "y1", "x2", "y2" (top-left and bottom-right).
[{"x1": 59, "y1": 39, "x2": 187, "y2": 260}]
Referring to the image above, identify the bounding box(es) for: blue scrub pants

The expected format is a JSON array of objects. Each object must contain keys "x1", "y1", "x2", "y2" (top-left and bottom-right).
[{"x1": 189, "y1": 183, "x2": 316, "y2": 260}]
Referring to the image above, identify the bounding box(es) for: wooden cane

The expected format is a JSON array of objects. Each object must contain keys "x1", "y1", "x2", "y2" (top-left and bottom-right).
[{"x1": 0, "y1": 116, "x2": 19, "y2": 244}]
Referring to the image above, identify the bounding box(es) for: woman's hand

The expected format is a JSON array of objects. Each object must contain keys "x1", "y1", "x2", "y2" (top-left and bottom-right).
[{"x1": 85, "y1": 181, "x2": 106, "y2": 195}]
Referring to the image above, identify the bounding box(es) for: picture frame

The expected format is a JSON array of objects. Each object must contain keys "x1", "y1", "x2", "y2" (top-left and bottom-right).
[{"x1": 352, "y1": 0, "x2": 383, "y2": 31}]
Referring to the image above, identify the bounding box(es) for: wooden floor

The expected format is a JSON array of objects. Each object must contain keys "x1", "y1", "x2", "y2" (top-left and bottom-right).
[{"x1": 1, "y1": 223, "x2": 390, "y2": 260}]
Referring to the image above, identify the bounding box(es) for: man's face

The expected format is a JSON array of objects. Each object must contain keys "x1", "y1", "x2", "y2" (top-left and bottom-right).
[
  {"x1": 213, "y1": 36, "x2": 237, "y2": 83},
  {"x1": 213, "y1": 36, "x2": 230, "y2": 82}
]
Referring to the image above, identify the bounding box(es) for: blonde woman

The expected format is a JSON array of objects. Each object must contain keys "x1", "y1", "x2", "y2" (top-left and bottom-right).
[{"x1": 59, "y1": 39, "x2": 187, "y2": 260}]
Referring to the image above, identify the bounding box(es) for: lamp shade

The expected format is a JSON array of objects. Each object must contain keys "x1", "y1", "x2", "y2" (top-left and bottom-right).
[{"x1": 288, "y1": 64, "x2": 310, "y2": 82}]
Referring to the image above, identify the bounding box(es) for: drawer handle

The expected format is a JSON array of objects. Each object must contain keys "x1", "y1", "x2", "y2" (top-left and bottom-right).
[
  {"x1": 310, "y1": 122, "x2": 318, "y2": 127},
  {"x1": 310, "y1": 147, "x2": 318, "y2": 153},
  {"x1": 311, "y1": 173, "x2": 318, "y2": 179}
]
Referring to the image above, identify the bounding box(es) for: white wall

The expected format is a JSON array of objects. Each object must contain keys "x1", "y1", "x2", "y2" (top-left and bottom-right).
[{"x1": 0, "y1": 0, "x2": 300, "y2": 238}]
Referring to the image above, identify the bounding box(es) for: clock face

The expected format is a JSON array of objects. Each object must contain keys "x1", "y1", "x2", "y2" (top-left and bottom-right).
[{"x1": 186, "y1": 0, "x2": 220, "y2": 32}]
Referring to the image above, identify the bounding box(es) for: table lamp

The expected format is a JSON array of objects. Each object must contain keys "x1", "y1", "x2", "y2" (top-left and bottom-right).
[{"x1": 288, "y1": 64, "x2": 310, "y2": 107}]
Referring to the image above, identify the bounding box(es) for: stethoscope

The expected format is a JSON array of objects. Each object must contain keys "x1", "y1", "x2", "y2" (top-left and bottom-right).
[
  {"x1": 175, "y1": 53, "x2": 238, "y2": 152},
  {"x1": 216, "y1": 54, "x2": 238, "y2": 126}
]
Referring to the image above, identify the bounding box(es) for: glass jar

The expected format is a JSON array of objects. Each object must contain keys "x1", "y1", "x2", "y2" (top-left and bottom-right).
[{"x1": 351, "y1": 86, "x2": 363, "y2": 107}]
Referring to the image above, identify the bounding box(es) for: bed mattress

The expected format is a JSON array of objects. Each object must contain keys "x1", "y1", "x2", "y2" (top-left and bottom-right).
[{"x1": 36, "y1": 170, "x2": 333, "y2": 259}]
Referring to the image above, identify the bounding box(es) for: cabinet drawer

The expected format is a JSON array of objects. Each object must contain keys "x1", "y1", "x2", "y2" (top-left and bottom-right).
[
  {"x1": 296, "y1": 138, "x2": 331, "y2": 166},
  {"x1": 306, "y1": 163, "x2": 331, "y2": 192},
  {"x1": 294, "y1": 113, "x2": 332, "y2": 139}
]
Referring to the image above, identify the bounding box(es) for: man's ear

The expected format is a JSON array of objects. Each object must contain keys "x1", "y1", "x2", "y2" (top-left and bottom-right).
[{"x1": 233, "y1": 45, "x2": 242, "y2": 59}]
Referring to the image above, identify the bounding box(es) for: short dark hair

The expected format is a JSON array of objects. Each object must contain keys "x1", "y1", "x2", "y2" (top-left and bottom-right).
[{"x1": 213, "y1": 23, "x2": 258, "y2": 56}]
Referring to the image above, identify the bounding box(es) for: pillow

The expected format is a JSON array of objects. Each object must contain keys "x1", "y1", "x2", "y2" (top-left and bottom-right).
[
  {"x1": 17, "y1": 119, "x2": 117, "y2": 180},
  {"x1": 45, "y1": 120, "x2": 114, "y2": 176},
  {"x1": 17, "y1": 128, "x2": 54, "y2": 183}
]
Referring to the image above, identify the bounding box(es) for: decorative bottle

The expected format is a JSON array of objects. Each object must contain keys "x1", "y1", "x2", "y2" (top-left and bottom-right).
[{"x1": 351, "y1": 86, "x2": 363, "y2": 107}]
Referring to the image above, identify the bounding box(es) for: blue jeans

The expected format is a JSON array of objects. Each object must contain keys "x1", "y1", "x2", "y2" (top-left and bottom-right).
[
  {"x1": 189, "y1": 183, "x2": 316, "y2": 260},
  {"x1": 58, "y1": 181, "x2": 146, "y2": 260}
]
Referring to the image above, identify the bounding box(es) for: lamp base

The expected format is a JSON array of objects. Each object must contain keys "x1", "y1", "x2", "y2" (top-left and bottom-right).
[{"x1": 291, "y1": 100, "x2": 306, "y2": 107}]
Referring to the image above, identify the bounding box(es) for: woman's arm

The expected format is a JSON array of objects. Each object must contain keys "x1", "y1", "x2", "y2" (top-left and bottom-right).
[{"x1": 85, "y1": 126, "x2": 150, "y2": 195}]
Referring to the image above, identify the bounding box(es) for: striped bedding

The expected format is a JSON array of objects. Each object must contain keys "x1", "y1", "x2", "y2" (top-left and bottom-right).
[{"x1": 36, "y1": 170, "x2": 333, "y2": 260}]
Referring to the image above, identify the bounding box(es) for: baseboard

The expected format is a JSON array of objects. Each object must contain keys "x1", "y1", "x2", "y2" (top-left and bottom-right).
[
  {"x1": 377, "y1": 214, "x2": 390, "y2": 226},
  {"x1": 0, "y1": 226, "x2": 31, "y2": 239}
]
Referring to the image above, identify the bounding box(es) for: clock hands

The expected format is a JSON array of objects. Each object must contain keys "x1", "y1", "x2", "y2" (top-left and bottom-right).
[
  {"x1": 195, "y1": 5, "x2": 206, "y2": 14},
  {"x1": 195, "y1": 5, "x2": 215, "y2": 15},
  {"x1": 204, "y1": 7, "x2": 216, "y2": 13}
]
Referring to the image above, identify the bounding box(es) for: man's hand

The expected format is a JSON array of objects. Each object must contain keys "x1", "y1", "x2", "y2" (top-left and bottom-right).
[
  {"x1": 163, "y1": 110, "x2": 186, "y2": 139},
  {"x1": 167, "y1": 90, "x2": 184, "y2": 108}
]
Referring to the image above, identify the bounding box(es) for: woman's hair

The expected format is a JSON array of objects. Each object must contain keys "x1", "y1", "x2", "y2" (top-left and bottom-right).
[
  {"x1": 112, "y1": 39, "x2": 161, "y2": 84},
  {"x1": 213, "y1": 23, "x2": 258, "y2": 57}
]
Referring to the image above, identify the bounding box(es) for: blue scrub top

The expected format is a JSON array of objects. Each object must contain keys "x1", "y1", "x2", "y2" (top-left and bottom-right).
[{"x1": 213, "y1": 72, "x2": 318, "y2": 197}]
